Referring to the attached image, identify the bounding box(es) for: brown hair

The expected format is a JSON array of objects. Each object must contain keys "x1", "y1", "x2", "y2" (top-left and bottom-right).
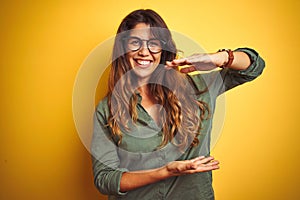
[{"x1": 107, "y1": 9, "x2": 208, "y2": 150}]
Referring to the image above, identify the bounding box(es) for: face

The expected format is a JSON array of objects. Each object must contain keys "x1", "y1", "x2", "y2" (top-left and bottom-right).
[{"x1": 125, "y1": 23, "x2": 162, "y2": 83}]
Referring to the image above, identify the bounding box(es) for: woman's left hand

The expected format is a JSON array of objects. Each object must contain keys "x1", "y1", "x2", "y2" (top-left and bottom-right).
[
  {"x1": 165, "y1": 52, "x2": 227, "y2": 73},
  {"x1": 165, "y1": 156, "x2": 220, "y2": 176}
]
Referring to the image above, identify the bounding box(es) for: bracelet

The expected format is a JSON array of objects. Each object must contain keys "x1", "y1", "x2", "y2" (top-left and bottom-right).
[{"x1": 218, "y1": 49, "x2": 234, "y2": 68}]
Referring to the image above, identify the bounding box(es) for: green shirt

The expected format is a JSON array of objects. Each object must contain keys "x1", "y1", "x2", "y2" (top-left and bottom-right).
[{"x1": 91, "y1": 48, "x2": 265, "y2": 200}]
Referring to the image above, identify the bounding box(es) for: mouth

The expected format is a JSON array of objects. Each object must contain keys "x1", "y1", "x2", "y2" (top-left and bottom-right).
[{"x1": 134, "y1": 59, "x2": 153, "y2": 68}]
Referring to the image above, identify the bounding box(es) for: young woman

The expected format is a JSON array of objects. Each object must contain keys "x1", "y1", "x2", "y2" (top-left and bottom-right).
[{"x1": 91, "y1": 9, "x2": 265, "y2": 200}]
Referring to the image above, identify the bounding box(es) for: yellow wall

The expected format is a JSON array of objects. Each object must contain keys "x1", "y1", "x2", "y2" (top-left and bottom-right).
[{"x1": 1, "y1": 0, "x2": 299, "y2": 199}]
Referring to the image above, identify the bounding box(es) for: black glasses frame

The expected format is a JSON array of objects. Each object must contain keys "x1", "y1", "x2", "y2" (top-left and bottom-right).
[{"x1": 123, "y1": 36, "x2": 166, "y2": 54}]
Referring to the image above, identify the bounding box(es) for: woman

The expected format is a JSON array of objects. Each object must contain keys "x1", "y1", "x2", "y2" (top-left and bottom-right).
[{"x1": 91, "y1": 9, "x2": 265, "y2": 200}]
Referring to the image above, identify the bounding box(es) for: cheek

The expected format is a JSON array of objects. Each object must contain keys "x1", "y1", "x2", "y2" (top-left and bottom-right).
[
  {"x1": 154, "y1": 54, "x2": 162, "y2": 63},
  {"x1": 126, "y1": 53, "x2": 136, "y2": 66},
  {"x1": 126, "y1": 52, "x2": 135, "y2": 60}
]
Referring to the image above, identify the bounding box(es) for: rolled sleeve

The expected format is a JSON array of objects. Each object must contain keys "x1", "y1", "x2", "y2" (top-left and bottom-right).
[
  {"x1": 91, "y1": 99, "x2": 128, "y2": 196},
  {"x1": 233, "y1": 47, "x2": 265, "y2": 77},
  {"x1": 92, "y1": 157, "x2": 128, "y2": 196},
  {"x1": 218, "y1": 47, "x2": 265, "y2": 94}
]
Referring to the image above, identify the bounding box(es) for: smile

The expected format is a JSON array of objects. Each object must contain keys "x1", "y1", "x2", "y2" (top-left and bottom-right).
[
  {"x1": 137, "y1": 60, "x2": 150, "y2": 65},
  {"x1": 134, "y1": 59, "x2": 153, "y2": 67}
]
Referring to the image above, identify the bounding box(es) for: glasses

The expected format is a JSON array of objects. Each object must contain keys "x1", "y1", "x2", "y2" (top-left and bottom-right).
[{"x1": 124, "y1": 36, "x2": 166, "y2": 53}]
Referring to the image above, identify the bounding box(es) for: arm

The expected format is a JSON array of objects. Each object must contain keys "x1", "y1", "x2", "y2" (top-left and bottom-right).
[
  {"x1": 165, "y1": 47, "x2": 262, "y2": 72},
  {"x1": 166, "y1": 47, "x2": 265, "y2": 94},
  {"x1": 211, "y1": 50, "x2": 251, "y2": 70},
  {"x1": 120, "y1": 156, "x2": 219, "y2": 192}
]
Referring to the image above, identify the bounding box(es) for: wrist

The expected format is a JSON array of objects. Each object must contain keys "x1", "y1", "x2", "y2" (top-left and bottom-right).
[
  {"x1": 211, "y1": 51, "x2": 228, "y2": 67},
  {"x1": 159, "y1": 165, "x2": 172, "y2": 179},
  {"x1": 219, "y1": 51, "x2": 229, "y2": 67},
  {"x1": 218, "y1": 49, "x2": 234, "y2": 68}
]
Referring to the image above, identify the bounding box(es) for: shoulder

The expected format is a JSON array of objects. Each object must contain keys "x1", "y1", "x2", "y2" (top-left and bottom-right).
[{"x1": 95, "y1": 96, "x2": 110, "y2": 121}]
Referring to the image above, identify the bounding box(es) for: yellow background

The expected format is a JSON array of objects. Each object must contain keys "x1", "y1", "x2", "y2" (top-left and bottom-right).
[{"x1": 1, "y1": 0, "x2": 299, "y2": 199}]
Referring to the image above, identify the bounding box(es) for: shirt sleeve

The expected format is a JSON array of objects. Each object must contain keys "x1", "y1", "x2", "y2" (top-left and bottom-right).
[
  {"x1": 219, "y1": 47, "x2": 265, "y2": 94},
  {"x1": 91, "y1": 99, "x2": 128, "y2": 196},
  {"x1": 189, "y1": 47, "x2": 265, "y2": 97}
]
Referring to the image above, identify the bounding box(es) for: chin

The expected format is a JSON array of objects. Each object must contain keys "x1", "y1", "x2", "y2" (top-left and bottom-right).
[{"x1": 132, "y1": 70, "x2": 152, "y2": 80}]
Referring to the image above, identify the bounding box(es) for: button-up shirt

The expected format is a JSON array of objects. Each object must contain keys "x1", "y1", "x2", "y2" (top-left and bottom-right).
[{"x1": 91, "y1": 48, "x2": 265, "y2": 200}]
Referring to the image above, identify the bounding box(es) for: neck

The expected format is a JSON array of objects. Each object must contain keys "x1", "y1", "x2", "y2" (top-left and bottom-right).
[{"x1": 138, "y1": 84, "x2": 151, "y2": 97}]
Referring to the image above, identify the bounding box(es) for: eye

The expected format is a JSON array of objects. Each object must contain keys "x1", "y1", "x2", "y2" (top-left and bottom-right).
[
  {"x1": 148, "y1": 39, "x2": 161, "y2": 47},
  {"x1": 128, "y1": 38, "x2": 141, "y2": 46}
]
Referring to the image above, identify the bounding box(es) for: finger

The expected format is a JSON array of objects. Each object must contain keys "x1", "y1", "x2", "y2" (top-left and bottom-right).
[
  {"x1": 180, "y1": 66, "x2": 197, "y2": 73},
  {"x1": 183, "y1": 160, "x2": 220, "y2": 174},
  {"x1": 189, "y1": 157, "x2": 217, "y2": 169},
  {"x1": 170, "y1": 58, "x2": 191, "y2": 66},
  {"x1": 201, "y1": 160, "x2": 220, "y2": 169},
  {"x1": 191, "y1": 156, "x2": 205, "y2": 162},
  {"x1": 165, "y1": 61, "x2": 175, "y2": 67},
  {"x1": 172, "y1": 58, "x2": 188, "y2": 64},
  {"x1": 184, "y1": 164, "x2": 220, "y2": 174},
  {"x1": 193, "y1": 156, "x2": 215, "y2": 165},
  {"x1": 203, "y1": 156, "x2": 215, "y2": 162},
  {"x1": 165, "y1": 62, "x2": 180, "y2": 70},
  {"x1": 204, "y1": 163, "x2": 220, "y2": 170},
  {"x1": 164, "y1": 64, "x2": 177, "y2": 70},
  {"x1": 203, "y1": 160, "x2": 219, "y2": 167},
  {"x1": 200, "y1": 165, "x2": 220, "y2": 171}
]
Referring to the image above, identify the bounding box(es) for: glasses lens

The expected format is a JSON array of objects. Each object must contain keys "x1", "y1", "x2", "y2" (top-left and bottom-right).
[
  {"x1": 148, "y1": 39, "x2": 162, "y2": 53},
  {"x1": 126, "y1": 37, "x2": 141, "y2": 51}
]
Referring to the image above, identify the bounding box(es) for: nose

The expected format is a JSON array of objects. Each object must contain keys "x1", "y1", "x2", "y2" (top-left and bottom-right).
[{"x1": 138, "y1": 41, "x2": 150, "y2": 56}]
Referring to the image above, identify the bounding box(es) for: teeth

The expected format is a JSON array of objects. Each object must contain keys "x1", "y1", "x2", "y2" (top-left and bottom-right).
[{"x1": 137, "y1": 60, "x2": 151, "y2": 65}]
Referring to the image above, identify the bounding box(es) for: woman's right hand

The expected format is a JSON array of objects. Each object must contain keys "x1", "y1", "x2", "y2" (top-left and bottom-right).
[{"x1": 165, "y1": 156, "x2": 220, "y2": 176}]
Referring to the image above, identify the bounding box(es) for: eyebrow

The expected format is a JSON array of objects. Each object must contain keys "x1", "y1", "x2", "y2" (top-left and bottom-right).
[
  {"x1": 128, "y1": 35, "x2": 157, "y2": 40},
  {"x1": 133, "y1": 36, "x2": 159, "y2": 40}
]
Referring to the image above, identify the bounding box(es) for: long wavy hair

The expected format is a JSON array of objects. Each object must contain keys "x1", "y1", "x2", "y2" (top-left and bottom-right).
[{"x1": 107, "y1": 9, "x2": 208, "y2": 150}]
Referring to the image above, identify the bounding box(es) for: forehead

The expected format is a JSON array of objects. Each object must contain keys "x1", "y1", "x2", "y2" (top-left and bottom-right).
[{"x1": 129, "y1": 23, "x2": 154, "y2": 39}]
